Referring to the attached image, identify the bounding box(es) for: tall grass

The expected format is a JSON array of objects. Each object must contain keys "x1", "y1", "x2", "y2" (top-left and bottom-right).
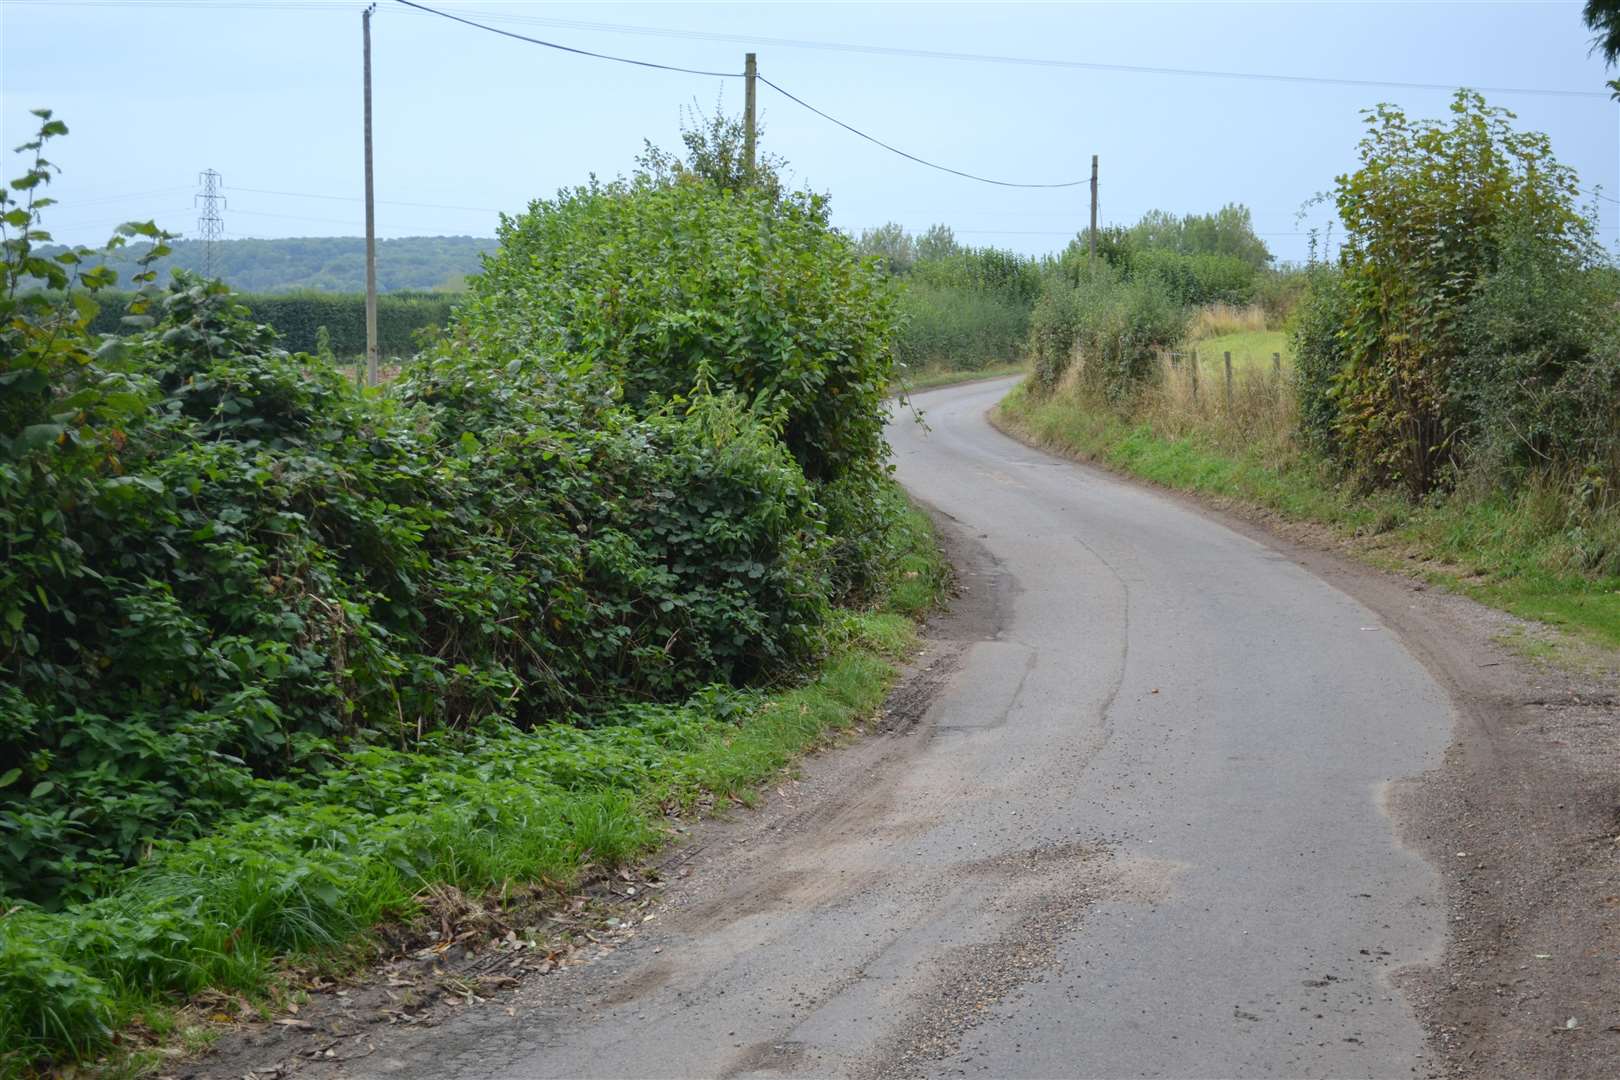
[{"x1": 1187, "y1": 301, "x2": 1269, "y2": 339}]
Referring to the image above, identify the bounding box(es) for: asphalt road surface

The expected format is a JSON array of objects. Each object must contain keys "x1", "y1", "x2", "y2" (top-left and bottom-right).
[{"x1": 348, "y1": 376, "x2": 1453, "y2": 1079}]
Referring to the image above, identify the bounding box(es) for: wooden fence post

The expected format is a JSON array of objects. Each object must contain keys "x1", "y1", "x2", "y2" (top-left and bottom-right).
[
  {"x1": 1223, "y1": 351, "x2": 1233, "y2": 412},
  {"x1": 1190, "y1": 348, "x2": 1199, "y2": 399}
]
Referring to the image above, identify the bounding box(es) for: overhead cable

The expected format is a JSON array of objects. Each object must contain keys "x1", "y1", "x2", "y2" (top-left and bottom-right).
[
  {"x1": 410, "y1": 5, "x2": 1612, "y2": 101},
  {"x1": 756, "y1": 76, "x2": 1085, "y2": 188},
  {"x1": 391, "y1": 0, "x2": 742, "y2": 78},
  {"x1": 395, "y1": 0, "x2": 1087, "y2": 188}
]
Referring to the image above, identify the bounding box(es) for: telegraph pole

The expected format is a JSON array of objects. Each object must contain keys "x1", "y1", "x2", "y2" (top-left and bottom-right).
[
  {"x1": 362, "y1": 3, "x2": 380, "y2": 387},
  {"x1": 195, "y1": 169, "x2": 225, "y2": 279},
  {"x1": 1088, "y1": 154, "x2": 1098, "y2": 271},
  {"x1": 743, "y1": 52, "x2": 758, "y2": 179}
]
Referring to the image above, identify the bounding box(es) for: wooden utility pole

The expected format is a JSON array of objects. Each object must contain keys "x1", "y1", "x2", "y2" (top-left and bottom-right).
[
  {"x1": 362, "y1": 4, "x2": 380, "y2": 387},
  {"x1": 1088, "y1": 154, "x2": 1098, "y2": 270},
  {"x1": 744, "y1": 52, "x2": 758, "y2": 179}
]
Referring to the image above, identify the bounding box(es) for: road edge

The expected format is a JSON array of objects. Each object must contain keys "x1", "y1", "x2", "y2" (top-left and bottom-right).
[{"x1": 985, "y1": 384, "x2": 1620, "y2": 1078}]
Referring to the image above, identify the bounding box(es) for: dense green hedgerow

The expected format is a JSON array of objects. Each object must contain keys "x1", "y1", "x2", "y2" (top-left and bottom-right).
[
  {"x1": 456, "y1": 177, "x2": 898, "y2": 485},
  {"x1": 1, "y1": 277, "x2": 833, "y2": 905},
  {"x1": 1297, "y1": 91, "x2": 1611, "y2": 497},
  {"x1": 1029, "y1": 267, "x2": 1187, "y2": 399},
  {"x1": 0, "y1": 607, "x2": 922, "y2": 1073},
  {"x1": 0, "y1": 114, "x2": 908, "y2": 908},
  {"x1": 0, "y1": 109, "x2": 931, "y2": 1072}
]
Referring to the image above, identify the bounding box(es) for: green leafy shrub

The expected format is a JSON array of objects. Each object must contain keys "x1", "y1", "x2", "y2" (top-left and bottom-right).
[
  {"x1": 1325, "y1": 91, "x2": 1595, "y2": 496},
  {"x1": 1291, "y1": 264, "x2": 1351, "y2": 455},
  {"x1": 1130, "y1": 249, "x2": 1258, "y2": 307},
  {"x1": 0, "y1": 110, "x2": 943, "y2": 1075},
  {"x1": 895, "y1": 282, "x2": 1029, "y2": 372},
  {"x1": 458, "y1": 177, "x2": 898, "y2": 484},
  {"x1": 1450, "y1": 217, "x2": 1620, "y2": 483},
  {"x1": 1, "y1": 282, "x2": 831, "y2": 902},
  {"x1": 1029, "y1": 268, "x2": 1186, "y2": 399},
  {"x1": 1254, "y1": 268, "x2": 1310, "y2": 328}
]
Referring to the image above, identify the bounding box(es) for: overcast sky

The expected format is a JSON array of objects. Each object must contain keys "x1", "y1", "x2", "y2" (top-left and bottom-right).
[{"x1": 3, "y1": 0, "x2": 1616, "y2": 263}]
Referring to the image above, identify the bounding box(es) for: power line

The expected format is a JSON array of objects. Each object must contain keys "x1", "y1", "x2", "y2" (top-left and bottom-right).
[
  {"x1": 232, "y1": 185, "x2": 502, "y2": 213},
  {"x1": 396, "y1": 0, "x2": 1088, "y2": 189},
  {"x1": 757, "y1": 76, "x2": 1085, "y2": 189},
  {"x1": 390, "y1": 0, "x2": 741, "y2": 78},
  {"x1": 15, "y1": 0, "x2": 1613, "y2": 100},
  {"x1": 415, "y1": 5, "x2": 1612, "y2": 101}
]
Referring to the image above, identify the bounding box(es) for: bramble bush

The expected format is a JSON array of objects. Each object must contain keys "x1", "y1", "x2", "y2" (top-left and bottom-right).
[
  {"x1": 0, "y1": 109, "x2": 927, "y2": 1072},
  {"x1": 1, "y1": 273, "x2": 830, "y2": 905},
  {"x1": 0, "y1": 111, "x2": 903, "y2": 910}
]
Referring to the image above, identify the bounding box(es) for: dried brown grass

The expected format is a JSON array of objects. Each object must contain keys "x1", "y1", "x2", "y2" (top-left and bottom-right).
[
  {"x1": 1150, "y1": 352, "x2": 1298, "y2": 457},
  {"x1": 1187, "y1": 302, "x2": 1269, "y2": 339}
]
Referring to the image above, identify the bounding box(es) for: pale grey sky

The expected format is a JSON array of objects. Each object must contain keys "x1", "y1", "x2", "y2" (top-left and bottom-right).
[{"x1": 3, "y1": 0, "x2": 1617, "y2": 263}]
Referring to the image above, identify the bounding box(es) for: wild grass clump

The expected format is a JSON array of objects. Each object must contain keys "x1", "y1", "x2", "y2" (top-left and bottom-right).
[{"x1": 1188, "y1": 302, "x2": 1268, "y2": 339}]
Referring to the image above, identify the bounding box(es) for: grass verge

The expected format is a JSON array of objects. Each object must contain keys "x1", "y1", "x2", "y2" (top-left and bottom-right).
[
  {"x1": 995, "y1": 380, "x2": 1620, "y2": 655},
  {"x1": 0, "y1": 495, "x2": 950, "y2": 1079}
]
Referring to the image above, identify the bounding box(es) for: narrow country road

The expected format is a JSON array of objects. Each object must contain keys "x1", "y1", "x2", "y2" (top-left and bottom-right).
[{"x1": 331, "y1": 376, "x2": 1454, "y2": 1079}]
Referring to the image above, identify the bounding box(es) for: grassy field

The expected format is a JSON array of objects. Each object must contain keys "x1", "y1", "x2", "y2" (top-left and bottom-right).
[
  {"x1": 995, "y1": 380, "x2": 1620, "y2": 658},
  {"x1": 1186, "y1": 328, "x2": 1292, "y2": 372}
]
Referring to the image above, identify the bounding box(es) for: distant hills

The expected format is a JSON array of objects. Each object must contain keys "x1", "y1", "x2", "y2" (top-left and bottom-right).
[{"x1": 45, "y1": 235, "x2": 494, "y2": 293}]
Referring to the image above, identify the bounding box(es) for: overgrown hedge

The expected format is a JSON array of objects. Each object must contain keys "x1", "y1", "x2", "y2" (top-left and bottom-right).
[
  {"x1": 895, "y1": 282, "x2": 1029, "y2": 372},
  {"x1": 458, "y1": 178, "x2": 897, "y2": 485},
  {"x1": 1030, "y1": 267, "x2": 1186, "y2": 399},
  {"x1": 1291, "y1": 91, "x2": 1619, "y2": 498},
  {"x1": 2, "y1": 151, "x2": 899, "y2": 914},
  {"x1": 1, "y1": 107, "x2": 915, "y2": 1074},
  {"x1": 1, "y1": 280, "x2": 836, "y2": 908},
  {"x1": 82, "y1": 289, "x2": 456, "y2": 357}
]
